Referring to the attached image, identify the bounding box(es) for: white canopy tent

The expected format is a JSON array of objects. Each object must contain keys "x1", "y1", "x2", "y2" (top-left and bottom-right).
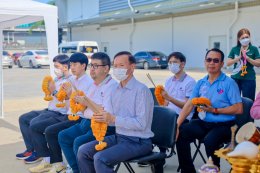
[{"x1": 0, "y1": 0, "x2": 58, "y2": 118}]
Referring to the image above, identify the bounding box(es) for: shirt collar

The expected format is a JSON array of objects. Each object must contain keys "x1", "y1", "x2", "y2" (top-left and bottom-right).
[
  {"x1": 118, "y1": 76, "x2": 136, "y2": 90},
  {"x1": 202, "y1": 72, "x2": 226, "y2": 83},
  {"x1": 75, "y1": 74, "x2": 87, "y2": 82},
  {"x1": 95, "y1": 74, "x2": 112, "y2": 86},
  {"x1": 172, "y1": 72, "x2": 187, "y2": 82}
]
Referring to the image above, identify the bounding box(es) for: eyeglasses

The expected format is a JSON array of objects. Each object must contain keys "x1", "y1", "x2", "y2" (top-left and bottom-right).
[
  {"x1": 90, "y1": 63, "x2": 107, "y2": 69},
  {"x1": 205, "y1": 58, "x2": 221, "y2": 63}
]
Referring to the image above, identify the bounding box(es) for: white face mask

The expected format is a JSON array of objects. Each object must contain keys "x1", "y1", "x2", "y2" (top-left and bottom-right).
[
  {"x1": 168, "y1": 63, "x2": 180, "y2": 74},
  {"x1": 240, "y1": 38, "x2": 250, "y2": 46},
  {"x1": 54, "y1": 68, "x2": 64, "y2": 78},
  {"x1": 113, "y1": 68, "x2": 128, "y2": 81}
]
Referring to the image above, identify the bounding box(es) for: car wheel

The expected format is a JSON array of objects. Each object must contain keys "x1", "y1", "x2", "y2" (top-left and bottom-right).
[
  {"x1": 143, "y1": 62, "x2": 149, "y2": 70},
  {"x1": 8, "y1": 66, "x2": 12, "y2": 69},
  {"x1": 29, "y1": 61, "x2": 35, "y2": 68},
  {"x1": 17, "y1": 61, "x2": 22, "y2": 68}
]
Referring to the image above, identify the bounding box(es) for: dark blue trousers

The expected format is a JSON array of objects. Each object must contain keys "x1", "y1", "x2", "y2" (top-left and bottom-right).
[
  {"x1": 77, "y1": 134, "x2": 152, "y2": 173},
  {"x1": 58, "y1": 119, "x2": 115, "y2": 173},
  {"x1": 233, "y1": 78, "x2": 256, "y2": 101},
  {"x1": 19, "y1": 109, "x2": 47, "y2": 151}
]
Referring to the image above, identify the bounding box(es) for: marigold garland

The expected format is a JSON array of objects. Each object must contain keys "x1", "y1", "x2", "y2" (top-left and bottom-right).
[
  {"x1": 241, "y1": 65, "x2": 247, "y2": 76},
  {"x1": 42, "y1": 76, "x2": 54, "y2": 101},
  {"x1": 68, "y1": 90, "x2": 85, "y2": 121},
  {"x1": 191, "y1": 97, "x2": 211, "y2": 112},
  {"x1": 155, "y1": 85, "x2": 165, "y2": 106},
  {"x1": 91, "y1": 118, "x2": 107, "y2": 151},
  {"x1": 56, "y1": 82, "x2": 70, "y2": 108}
]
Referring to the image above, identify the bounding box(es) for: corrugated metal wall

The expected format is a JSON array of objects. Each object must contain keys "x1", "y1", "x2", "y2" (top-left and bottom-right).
[{"x1": 99, "y1": 0, "x2": 165, "y2": 13}]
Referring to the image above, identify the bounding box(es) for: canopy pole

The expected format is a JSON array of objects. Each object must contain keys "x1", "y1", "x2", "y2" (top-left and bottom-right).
[{"x1": 0, "y1": 28, "x2": 4, "y2": 118}]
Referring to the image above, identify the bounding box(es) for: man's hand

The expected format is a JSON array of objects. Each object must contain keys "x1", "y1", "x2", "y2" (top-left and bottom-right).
[
  {"x1": 48, "y1": 81, "x2": 56, "y2": 93},
  {"x1": 62, "y1": 83, "x2": 72, "y2": 98},
  {"x1": 199, "y1": 105, "x2": 214, "y2": 113},
  {"x1": 161, "y1": 90, "x2": 171, "y2": 101},
  {"x1": 93, "y1": 111, "x2": 115, "y2": 124},
  {"x1": 74, "y1": 96, "x2": 87, "y2": 106}
]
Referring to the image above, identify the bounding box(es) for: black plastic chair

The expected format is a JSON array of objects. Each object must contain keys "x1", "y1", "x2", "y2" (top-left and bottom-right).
[
  {"x1": 149, "y1": 87, "x2": 159, "y2": 106},
  {"x1": 177, "y1": 97, "x2": 254, "y2": 172},
  {"x1": 115, "y1": 106, "x2": 178, "y2": 173}
]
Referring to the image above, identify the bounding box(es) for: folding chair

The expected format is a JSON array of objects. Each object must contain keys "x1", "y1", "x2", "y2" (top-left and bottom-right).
[
  {"x1": 149, "y1": 87, "x2": 159, "y2": 106},
  {"x1": 115, "y1": 106, "x2": 178, "y2": 173},
  {"x1": 177, "y1": 97, "x2": 254, "y2": 172}
]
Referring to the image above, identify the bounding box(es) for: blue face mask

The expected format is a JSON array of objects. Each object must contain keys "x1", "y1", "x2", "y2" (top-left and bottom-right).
[{"x1": 168, "y1": 63, "x2": 180, "y2": 74}]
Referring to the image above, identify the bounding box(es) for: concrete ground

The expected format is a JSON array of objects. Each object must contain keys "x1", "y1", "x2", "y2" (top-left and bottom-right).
[{"x1": 1, "y1": 66, "x2": 260, "y2": 173}]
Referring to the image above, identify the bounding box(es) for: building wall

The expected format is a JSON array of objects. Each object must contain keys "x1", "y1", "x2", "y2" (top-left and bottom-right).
[
  {"x1": 69, "y1": 5, "x2": 260, "y2": 68},
  {"x1": 66, "y1": 0, "x2": 99, "y2": 22}
]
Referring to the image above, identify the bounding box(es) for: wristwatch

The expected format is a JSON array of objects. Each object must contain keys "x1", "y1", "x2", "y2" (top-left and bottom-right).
[
  {"x1": 213, "y1": 108, "x2": 219, "y2": 115},
  {"x1": 52, "y1": 90, "x2": 58, "y2": 96}
]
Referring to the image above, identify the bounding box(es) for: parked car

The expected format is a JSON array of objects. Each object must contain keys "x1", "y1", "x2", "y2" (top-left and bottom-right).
[
  {"x1": 134, "y1": 51, "x2": 168, "y2": 69},
  {"x1": 12, "y1": 52, "x2": 24, "y2": 65},
  {"x1": 2, "y1": 51, "x2": 13, "y2": 68},
  {"x1": 17, "y1": 50, "x2": 49, "y2": 68}
]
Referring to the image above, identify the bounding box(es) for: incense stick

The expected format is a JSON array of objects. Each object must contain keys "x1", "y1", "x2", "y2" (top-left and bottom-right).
[{"x1": 146, "y1": 73, "x2": 156, "y2": 87}]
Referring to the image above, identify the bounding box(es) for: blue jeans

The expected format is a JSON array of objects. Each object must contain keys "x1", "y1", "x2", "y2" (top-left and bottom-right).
[
  {"x1": 233, "y1": 78, "x2": 256, "y2": 101},
  {"x1": 77, "y1": 134, "x2": 152, "y2": 173},
  {"x1": 58, "y1": 119, "x2": 115, "y2": 173}
]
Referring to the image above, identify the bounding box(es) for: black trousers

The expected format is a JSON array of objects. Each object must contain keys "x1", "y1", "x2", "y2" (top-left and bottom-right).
[
  {"x1": 30, "y1": 111, "x2": 81, "y2": 163},
  {"x1": 176, "y1": 119, "x2": 234, "y2": 173}
]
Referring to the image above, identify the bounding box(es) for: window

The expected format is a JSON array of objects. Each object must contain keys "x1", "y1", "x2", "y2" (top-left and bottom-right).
[
  {"x1": 79, "y1": 46, "x2": 98, "y2": 53},
  {"x1": 35, "y1": 51, "x2": 48, "y2": 55},
  {"x1": 61, "y1": 46, "x2": 77, "y2": 53}
]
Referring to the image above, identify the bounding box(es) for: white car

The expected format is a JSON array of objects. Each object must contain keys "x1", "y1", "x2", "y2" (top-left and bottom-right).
[
  {"x1": 18, "y1": 50, "x2": 49, "y2": 68},
  {"x1": 2, "y1": 51, "x2": 13, "y2": 68}
]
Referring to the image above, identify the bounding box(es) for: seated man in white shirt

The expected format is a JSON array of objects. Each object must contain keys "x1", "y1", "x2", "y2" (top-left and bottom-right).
[
  {"x1": 151, "y1": 52, "x2": 196, "y2": 172},
  {"x1": 77, "y1": 51, "x2": 154, "y2": 173}
]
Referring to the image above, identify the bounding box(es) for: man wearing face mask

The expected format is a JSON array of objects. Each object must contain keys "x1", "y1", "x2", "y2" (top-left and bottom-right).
[
  {"x1": 77, "y1": 51, "x2": 154, "y2": 173},
  {"x1": 28, "y1": 53, "x2": 93, "y2": 173},
  {"x1": 150, "y1": 52, "x2": 196, "y2": 173},
  {"x1": 227, "y1": 28, "x2": 260, "y2": 101},
  {"x1": 16, "y1": 54, "x2": 72, "y2": 163}
]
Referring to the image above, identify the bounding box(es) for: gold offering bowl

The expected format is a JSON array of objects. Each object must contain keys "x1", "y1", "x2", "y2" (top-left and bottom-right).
[{"x1": 215, "y1": 147, "x2": 260, "y2": 173}]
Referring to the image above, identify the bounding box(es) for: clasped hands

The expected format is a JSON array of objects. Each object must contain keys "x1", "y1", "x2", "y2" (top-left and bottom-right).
[{"x1": 93, "y1": 111, "x2": 115, "y2": 124}]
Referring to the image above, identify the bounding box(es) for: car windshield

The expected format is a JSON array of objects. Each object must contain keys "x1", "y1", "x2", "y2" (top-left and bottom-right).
[
  {"x1": 79, "y1": 46, "x2": 98, "y2": 53},
  {"x1": 35, "y1": 51, "x2": 48, "y2": 55},
  {"x1": 149, "y1": 52, "x2": 165, "y2": 57}
]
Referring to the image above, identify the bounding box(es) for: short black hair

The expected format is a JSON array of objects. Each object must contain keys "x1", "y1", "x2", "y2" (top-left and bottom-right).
[
  {"x1": 91, "y1": 52, "x2": 111, "y2": 69},
  {"x1": 70, "y1": 52, "x2": 88, "y2": 70},
  {"x1": 53, "y1": 54, "x2": 70, "y2": 69},
  {"x1": 205, "y1": 48, "x2": 225, "y2": 62},
  {"x1": 168, "y1": 52, "x2": 186, "y2": 63},
  {"x1": 113, "y1": 51, "x2": 136, "y2": 64}
]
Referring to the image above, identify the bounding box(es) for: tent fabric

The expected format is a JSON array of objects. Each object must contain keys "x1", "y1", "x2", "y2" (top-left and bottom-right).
[{"x1": 0, "y1": 0, "x2": 58, "y2": 118}]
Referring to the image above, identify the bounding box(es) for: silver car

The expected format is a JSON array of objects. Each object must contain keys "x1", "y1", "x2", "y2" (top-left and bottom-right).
[
  {"x1": 18, "y1": 50, "x2": 49, "y2": 68},
  {"x1": 2, "y1": 51, "x2": 13, "y2": 68}
]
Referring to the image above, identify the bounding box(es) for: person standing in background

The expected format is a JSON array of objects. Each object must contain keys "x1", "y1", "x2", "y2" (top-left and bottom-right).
[{"x1": 227, "y1": 28, "x2": 260, "y2": 101}]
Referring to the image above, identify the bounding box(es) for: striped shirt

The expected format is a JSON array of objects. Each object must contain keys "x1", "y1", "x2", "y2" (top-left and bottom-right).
[{"x1": 107, "y1": 77, "x2": 154, "y2": 139}]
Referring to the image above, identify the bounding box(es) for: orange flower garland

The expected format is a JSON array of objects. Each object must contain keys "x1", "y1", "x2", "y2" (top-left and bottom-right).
[
  {"x1": 155, "y1": 85, "x2": 165, "y2": 106},
  {"x1": 191, "y1": 97, "x2": 211, "y2": 112},
  {"x1": 91, "y1": 118, "x2": 107, "y2": 151},
  {"x1": 56, "y1": 82, "x2": 70, "y2": 108},
  {"x1": 68, "y1": 90, "x2": 85, "y2": 121},
  {"x1": 42, "y1": 76, "x2": 54, "y2": 101},
  {"x1": 241, "y1": 65, "x2": 248, "y2": 76}
]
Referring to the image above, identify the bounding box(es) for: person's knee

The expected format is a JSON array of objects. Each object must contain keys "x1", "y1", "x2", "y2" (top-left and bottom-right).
[
  {"x1": 77, "y1": 145, "x2": 88, "y2": 161},
  {"x1": 58, "y1": 130, "x2": 66, "y2": 145},
  {"x1": 73, "y1": 138, "x2": 82, "y2": 155}
]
